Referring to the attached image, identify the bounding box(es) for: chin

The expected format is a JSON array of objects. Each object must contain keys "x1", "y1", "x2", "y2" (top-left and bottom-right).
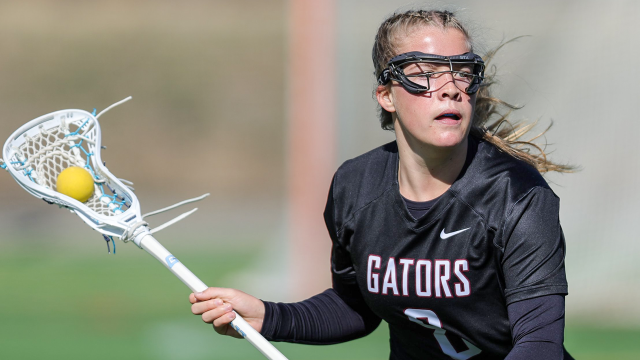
[{"x1": 430, "y1": 132, "x2": 467, "y2": 148}]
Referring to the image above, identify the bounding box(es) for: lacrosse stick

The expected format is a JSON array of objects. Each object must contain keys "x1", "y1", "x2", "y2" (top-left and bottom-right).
[{"x1": 0, "y1": 97, "x2": 289, "y2": 360}]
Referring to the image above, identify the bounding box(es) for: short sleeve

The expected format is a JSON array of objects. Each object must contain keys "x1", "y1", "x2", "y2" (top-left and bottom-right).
[
  {"x1": 501, "y1": 187, "x2": 568, "y2": 304},
  {"x1": 324, "y1": 176, "x2": 358, "y2": 292},
  {"x1": 324, "y1": 175, "x2": 381, "y2": 330}
]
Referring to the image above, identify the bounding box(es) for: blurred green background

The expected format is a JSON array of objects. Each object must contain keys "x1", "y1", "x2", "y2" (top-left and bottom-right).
[
  {"x1": 1, "y1": 247, "x2": 639, "y2": 359},
  {"x1": 1, "y1": 0, "x2": 639, "y2": 359}
]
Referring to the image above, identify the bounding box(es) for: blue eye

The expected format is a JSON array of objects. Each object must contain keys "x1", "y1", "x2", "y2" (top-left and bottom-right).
[{"x1": 454, "y1": 71, "x2": 474, "y2": 80}]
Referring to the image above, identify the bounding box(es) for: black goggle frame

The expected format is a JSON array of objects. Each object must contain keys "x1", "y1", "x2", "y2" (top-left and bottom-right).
[{"x1": 377, "y1": 51, "x2": 485, "y2": 94}]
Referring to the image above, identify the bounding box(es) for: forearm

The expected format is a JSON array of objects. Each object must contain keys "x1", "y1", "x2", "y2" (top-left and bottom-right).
[
  {"x1": 505, "y1": 295, "x2": 568, "y2": 360},
  {"x1": 260, "y1": 288, "x2": 381, "y2": 345}
]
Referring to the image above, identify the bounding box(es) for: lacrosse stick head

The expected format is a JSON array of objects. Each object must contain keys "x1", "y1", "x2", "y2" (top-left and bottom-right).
[{"x1": 2, "y1": 109, "x2": 145, "y2": 241}]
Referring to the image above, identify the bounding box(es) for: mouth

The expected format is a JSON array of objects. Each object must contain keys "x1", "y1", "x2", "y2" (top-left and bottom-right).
[
  {"x1": 435, "y1": 110, "x2": 462, "y2": 122},
  {"x1": 435, "y1": 113, "x2": 461, "y2": 120}
]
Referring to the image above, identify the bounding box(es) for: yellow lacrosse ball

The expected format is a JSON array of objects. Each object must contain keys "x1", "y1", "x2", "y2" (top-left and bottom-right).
[{"x1": 56, "y1": 166, "x2": 95, "y2": 202}]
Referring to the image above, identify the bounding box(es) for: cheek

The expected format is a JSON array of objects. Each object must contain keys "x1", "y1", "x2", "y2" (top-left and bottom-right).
[
  {"x1": 394, "y1": 90, "x2": 433, "y2": 116},
  {"x1": 397, "y1": 102, "x2": 430, "y2": 131},
  {"x1": 468, "y1": 95, "x2": 477, "y2": 114}
]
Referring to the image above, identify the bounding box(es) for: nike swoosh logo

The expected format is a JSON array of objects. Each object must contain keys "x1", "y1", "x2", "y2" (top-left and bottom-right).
[{"x1": 440, "y1": 228, "x2": 470, "y2": 239}]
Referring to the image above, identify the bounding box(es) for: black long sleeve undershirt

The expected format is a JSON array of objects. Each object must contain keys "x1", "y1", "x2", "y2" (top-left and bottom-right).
[
  {"x1": 261, "y1": 289, "x2": 574, "y2": 359},
  {"x1": 506, "y1": 295, "x2": 574, "y2": 359},
  {"x1": 260, "y1": 288, "x2": 380, "y2": 345}
]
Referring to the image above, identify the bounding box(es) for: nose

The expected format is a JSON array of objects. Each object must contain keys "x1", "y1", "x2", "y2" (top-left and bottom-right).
[{"x1": 438, "y1": 73, "x2": 462, "y2": 100}]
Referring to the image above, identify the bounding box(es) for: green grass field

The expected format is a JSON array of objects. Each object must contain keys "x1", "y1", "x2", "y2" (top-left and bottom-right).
[{"x1": 0, "y1": 244, "x2": 638, "y2": 360}]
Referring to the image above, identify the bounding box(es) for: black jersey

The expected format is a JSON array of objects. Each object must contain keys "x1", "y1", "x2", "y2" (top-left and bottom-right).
[{"x1": 324, "y1": 137, "x2": 568, "y2": 360}]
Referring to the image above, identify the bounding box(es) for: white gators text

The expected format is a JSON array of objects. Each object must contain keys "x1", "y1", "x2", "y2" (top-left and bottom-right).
[{"x1": 367, "y1": 255, "x2": 471, "y2": 297}]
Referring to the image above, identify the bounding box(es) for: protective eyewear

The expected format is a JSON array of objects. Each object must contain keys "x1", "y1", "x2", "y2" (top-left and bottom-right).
[{"x1": 377, "y1": 51, "x2": 485, "y2": 94}]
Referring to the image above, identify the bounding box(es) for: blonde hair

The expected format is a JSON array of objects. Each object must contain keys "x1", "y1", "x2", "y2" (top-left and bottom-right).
[{"x1": 372, "y1": 9, "x2": 574, "y2": 173}]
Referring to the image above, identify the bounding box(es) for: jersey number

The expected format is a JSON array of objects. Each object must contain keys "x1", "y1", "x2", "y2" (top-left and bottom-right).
[{"x1": 404, "y1": 308, "x2": 482, "y2": 360}]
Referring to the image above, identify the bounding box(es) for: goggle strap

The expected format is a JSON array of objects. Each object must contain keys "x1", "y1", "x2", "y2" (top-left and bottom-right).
[{"x1": 377, "y1": 69, "x2": 390, "y2": 85}]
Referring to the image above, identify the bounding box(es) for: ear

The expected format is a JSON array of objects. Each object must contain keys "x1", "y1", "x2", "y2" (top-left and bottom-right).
[{"x1": 376, "y1": 85, "x2": 395, "y2": 113}]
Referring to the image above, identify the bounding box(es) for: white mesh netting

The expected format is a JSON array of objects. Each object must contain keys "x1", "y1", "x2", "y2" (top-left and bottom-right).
[
  {"x1": 3, "y1": 100, "x2": 208, "y2": 247},
  {"x1": 14, "y1": 118, "x2": 129, "y2": 217}
]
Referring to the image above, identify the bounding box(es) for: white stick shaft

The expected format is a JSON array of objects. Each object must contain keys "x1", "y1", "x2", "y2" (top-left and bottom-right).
[{"x1": 136, "y1": 233, "x2": 289, "y2": 360}]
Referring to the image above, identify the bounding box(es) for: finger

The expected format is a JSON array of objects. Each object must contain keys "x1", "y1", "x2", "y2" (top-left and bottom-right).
[
  {"x1": 189, "y1": 293, "x2": 197, "y2": 304},
  {"x1": 191, "y1": 298, "x2": 224, "y2": 315},
  {"x1": 202, "y1": 303, "x2": 234, "y2": 323},
  {"x1": 195, "y1": 287, "x2": 238, "y2": 302},
  {"x1": 213, "y1": 310, "x2": 237, "y2": 332}
]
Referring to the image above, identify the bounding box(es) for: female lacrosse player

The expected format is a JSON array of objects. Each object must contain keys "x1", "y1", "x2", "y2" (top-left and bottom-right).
[{"x1": 191, "y1": 9, "x2": 574, "y2": 359}]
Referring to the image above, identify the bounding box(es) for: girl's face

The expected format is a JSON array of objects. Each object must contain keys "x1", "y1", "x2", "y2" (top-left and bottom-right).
[{"x1": 377, "y1": 27, "x2": 476, "y2": 151}]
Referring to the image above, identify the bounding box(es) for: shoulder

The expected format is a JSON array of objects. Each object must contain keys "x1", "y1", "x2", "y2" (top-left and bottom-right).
[
  {"x1": 477, "y1": 138, "x2": 549, "y2": 190},
  {"x1": 472, "y1": 138, "x2": 549, "y2": 193},
  {"x1": 454, "y1": 137, "x2": 556, "y2": 223},
  {"x1": 334, "y1": 141, "x2": 397, "y2": 186},
  {"x1": 329, "y1": 141, "x2": 397, "y2": 231}
]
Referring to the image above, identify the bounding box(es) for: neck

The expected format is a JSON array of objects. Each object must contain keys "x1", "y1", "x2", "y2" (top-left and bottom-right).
[{"x1": 395, "y1": 128, "x2": 468, "y2": 202}]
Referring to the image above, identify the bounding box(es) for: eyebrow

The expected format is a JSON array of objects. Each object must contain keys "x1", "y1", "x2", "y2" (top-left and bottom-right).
[
  {"x1": 404, "y1": 63, "x2": 438, "y2": 73},
  {"x1": 405, "y1": 62, "x2": 473, "y2": 74}
]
